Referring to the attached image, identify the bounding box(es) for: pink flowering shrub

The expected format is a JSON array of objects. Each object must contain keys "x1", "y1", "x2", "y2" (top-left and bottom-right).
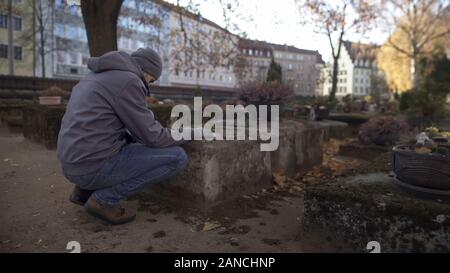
[
  {"x1": 238, "y1": 81, "x2": 294, "y2": 105},
  {"x1": 358, "y1": 116, "x2": 409, "y2": 146}
]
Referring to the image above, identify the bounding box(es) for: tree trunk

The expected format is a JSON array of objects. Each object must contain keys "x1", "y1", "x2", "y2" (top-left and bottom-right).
[
  {"x1": 40, "y1": 26, "x2": 46, "y2": 78},
  {"x1": 330, "y1": 55, "x2": 339, "y2": 102},
  {"x1": 80, "y1": 0, "x2": 124, "y2": 57},
  {"x1": 410, "y1": 57, "x2": 416, "y2": 89},
  {"x1": 7, "y1": 0, "x2": 14, "y2": 75},
  {"x1": 329, "y1": 33, "x2": 344, "y2": 102},
  {"x1": 37, "y1": 0, "x2": 46, "y2": 78}
]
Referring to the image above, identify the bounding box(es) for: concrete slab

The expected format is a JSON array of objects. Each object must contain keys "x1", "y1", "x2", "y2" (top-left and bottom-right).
[
  {"x1": 304, "y1": 173, "x2": 450, "y2": 252},
  {"x1": 144, "y1": 140, "x2": 272, "y2": 211},
  {"x1": 272, "y1": 120, "x2": 324, "y2": 177}
]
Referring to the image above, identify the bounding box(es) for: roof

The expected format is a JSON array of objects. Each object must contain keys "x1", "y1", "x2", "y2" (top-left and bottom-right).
[
  {"x1": 153, "y1": 0, "x2": 323, "y2": 61},
  {"x1": 343, "y1": 41, "x2": 379, "y2": 66},
  {"x1": 263, "y1": 42, "x2": 320, "y2": 55},
  {"x1": 316, "y1": 53, "x2": 325, "y2": 64},
  {"x1": 238, "y1": 38, "x2": 272, "y2": 51},
  {"x1": 152, "y1": 0, "x2": 231, "y2": 34}
]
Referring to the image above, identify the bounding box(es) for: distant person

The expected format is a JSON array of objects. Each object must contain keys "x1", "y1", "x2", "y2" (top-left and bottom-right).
[{"x1": 57, "y1": 49, "x2": 188, "y2": 225}]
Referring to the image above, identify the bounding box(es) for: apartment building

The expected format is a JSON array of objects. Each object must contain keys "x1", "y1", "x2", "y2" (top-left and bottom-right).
[
  {"x1": 2, "y1": 0, "x2": 324, "y2": 94},
  {"x1": 319, "y1": 41, "x2": 380, "y2": 98},
  {"x1": 164, "y1": 2, "x2": 238, "y2": 89},
  {"x1": 266, "y1": 42, "x2": 323, "y2": 97},
  {"x1": 32, "y1": 0, "x2": 239, "y2": 89},
  {"x1": 0, "y1": 0, "x2": 34, "y2": 76},
  {"x1": 237, "y1": 38, "x2": 273, "y2": 84},
  {"x1": 48, "y1": 0, "x2": 171, "y2": 81}
]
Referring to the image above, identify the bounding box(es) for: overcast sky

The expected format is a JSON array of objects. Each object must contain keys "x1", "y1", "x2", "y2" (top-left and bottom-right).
[{"x1": 166, "y1": 0, "x2": 389, "y2": 62}]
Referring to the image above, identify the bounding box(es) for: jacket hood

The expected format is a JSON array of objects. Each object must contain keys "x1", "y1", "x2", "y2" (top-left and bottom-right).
[{"x1": 87, "y1": 51, "x2": 150, "y2": 94}]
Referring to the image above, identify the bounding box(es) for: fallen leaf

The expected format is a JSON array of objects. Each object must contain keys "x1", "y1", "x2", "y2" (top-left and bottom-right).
[
  {"x1": 414, "y1": 147, "x2": 432, "y2": 154},
  {"x1": 202, "y1": 221, "x2": 221, "y2": 232},
  {"x1": 272, "y1": 171, "x2": 286, "y2": 187}
]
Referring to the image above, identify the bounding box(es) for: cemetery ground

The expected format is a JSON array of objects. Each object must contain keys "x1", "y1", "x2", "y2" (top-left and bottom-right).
[{"x1": 0, "y1": 125, "x2": 381, "y2": 253}]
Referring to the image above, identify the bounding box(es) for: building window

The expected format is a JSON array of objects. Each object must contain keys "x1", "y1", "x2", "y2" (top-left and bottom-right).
[
  {"x1": 0, "y1": 44, "x2": 7, "y2": 58},
  {"x1": 67, "y1": 25, "x2": 77, "y2": 40},
  {"x1": 69, "y1": 52, "x2": 78, "y2": 65},
  {"x1": 55, "y1": 23, "x2": 65, "y2": 37},
  {"x1": 57, "y1": 51, "x2": 66, "y2": 63},
  {"x1": 12, "y1": 16, "x2": 21, "y2": 31},
  {"x1": 0, "y1": 14, "x2": 7, "y2": 28},
  {"x1": 14, "y1": 46, "x2": 22, "y2": 60},
  {"x1": 249, "y1": 49, "x2": 253, "y2": 56},
  {"x1": 79, "y1": 27, "x2": 87, "y2": 42},
  {"x1": 55, "y1": 0, "x2": 63, "y2": 9}
]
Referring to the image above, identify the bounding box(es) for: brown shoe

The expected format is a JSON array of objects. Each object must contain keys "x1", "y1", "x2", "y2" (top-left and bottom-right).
[
  {"x1": 70, "y1": 186, "x2": 94, "y2": 206},
  {"x1": 84, "y1": 195, "x2": 136, "y2": 225}
]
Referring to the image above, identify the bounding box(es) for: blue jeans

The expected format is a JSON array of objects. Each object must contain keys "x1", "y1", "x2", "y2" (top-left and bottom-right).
[{"x1": 63, "y1": 144, "x2": 188, "y2": 205}]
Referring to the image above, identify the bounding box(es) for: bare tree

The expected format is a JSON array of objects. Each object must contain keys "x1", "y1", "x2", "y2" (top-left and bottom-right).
[
  {"x1": 377, "y1": 0, "x2": 450, "y2": 89},
  {"x1": 0, "y1": 0, "x2": 63, "y2": 77},
  {"x1": 167, "y1": 0, "x2": 250, "y2": 88},
  {"x1": 297, "y1": 0, "x2": 376, "y2": 102}
]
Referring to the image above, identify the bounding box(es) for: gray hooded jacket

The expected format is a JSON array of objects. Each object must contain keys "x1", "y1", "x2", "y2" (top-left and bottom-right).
[{"x1": 57, "y1": 51, "x2": 180, "y2": 175}]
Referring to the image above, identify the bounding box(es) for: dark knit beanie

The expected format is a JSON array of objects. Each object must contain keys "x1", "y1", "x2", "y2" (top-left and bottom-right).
[{"x1": 131, "y1": 48, "x2": 162, "y2": 79}]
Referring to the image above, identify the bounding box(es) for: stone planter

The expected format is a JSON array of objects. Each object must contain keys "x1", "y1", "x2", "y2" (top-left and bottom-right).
[
  {"x1": 392, "y1": 145, "x2": 450, "y2": 191},
  {"x1": 39, "y1": 96, "x2": 62, "y2": 105}
]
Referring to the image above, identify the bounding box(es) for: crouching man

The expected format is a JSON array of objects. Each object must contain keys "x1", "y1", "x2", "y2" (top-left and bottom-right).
[{"x1": 57, "y1": 48, "x2": 187, "y2": 225}]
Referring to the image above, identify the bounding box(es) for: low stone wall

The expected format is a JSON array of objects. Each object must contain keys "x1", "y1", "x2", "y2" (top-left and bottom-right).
[
  {"x1": 22, "y1": 105, "x2": 66, "y2": 149},
  {"x1": 311, "y1": 120, "x2": 349, "y2": 141},
  {"x1": 304, "y1": 173, "x2": 450, "y2": 253},
  {"x1": 338, "y1": 143, "x2": 391, "y2": 161},
  {"x1": 328, "y1": 113, "x2": 371, "y2": 138}
]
